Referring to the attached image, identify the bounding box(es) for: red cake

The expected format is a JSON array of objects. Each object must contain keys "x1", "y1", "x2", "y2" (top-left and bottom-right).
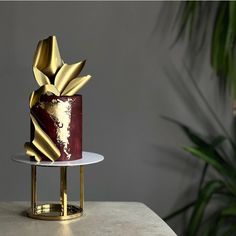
[{"x1": 30, "y1": 95, "x2": 82, "y2": 161}]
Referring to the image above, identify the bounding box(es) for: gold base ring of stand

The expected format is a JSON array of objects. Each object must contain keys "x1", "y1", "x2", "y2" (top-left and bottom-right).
[{"x1": 27, "y1": 203, "x2": 83, "y2": 221}]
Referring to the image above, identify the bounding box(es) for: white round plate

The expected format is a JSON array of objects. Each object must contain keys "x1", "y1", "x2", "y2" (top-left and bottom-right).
[{"x1": 12, "y1": 151, "x2": 104, "y2": 167}]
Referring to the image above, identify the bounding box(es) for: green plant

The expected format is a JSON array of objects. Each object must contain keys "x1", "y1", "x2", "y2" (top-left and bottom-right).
[
  {"x1": 163, "y1": 2, "x2": 236, "y2": 234},
  {"x1": 165, "y1": 121, "x2": 236, "y2": 235},
  {"x1": 175, "y1": 2, "x2": 236, "y2": 97},
  {"x1": 163, "y1": 66, "x2": 236, "y2": 235}
]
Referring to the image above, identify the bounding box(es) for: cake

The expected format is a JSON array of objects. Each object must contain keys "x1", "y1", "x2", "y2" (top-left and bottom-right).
[{"x1": 24, "y1": 36, "x2": 91, "y2": 162}]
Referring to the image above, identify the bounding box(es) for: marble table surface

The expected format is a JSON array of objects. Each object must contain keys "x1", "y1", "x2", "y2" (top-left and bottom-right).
[{"x1": 0, "y1": 202, "x2": 177, "y2": 236}]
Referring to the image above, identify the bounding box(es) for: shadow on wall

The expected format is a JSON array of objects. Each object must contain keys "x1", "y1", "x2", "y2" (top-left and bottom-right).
[
  {"x1": 154, "y1": 65, "x2": 228, "y2": 235},
  {"x1": 152, "y1": 4, "x2": 232, "y2": 234},
  {"x1": 155, "y1": 2, "x2": 218, "y2": 77}
]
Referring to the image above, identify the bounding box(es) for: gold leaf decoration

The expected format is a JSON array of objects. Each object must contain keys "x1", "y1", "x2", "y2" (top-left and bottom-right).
[
  {"x1": 61, "y1": 75, "x2": 92, "y2": 96},
  {"x1": 29, "y1": 91, "x2": 35, "y2": 109},
  {"x1": 29, "y1": 84, "x2": 60, "y2": 108},
  {"x1": 24, "y1": 142, "x2": 42, "y2": 162},
  {"x1": 33, "y1": 35, "x2": 63, "y2": 78},
  {"x1": 54, "y1": 60, "x2": 86, "y2": 93},
  {"x1": 30, "y1": 114, "x2": 60, "y2": 161},
  {"x1": 33, "y1": 67, "x2": 51, "y2": 86}
]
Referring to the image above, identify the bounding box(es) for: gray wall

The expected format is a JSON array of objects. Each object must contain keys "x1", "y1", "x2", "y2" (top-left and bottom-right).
[{"x1": 0, "y1": 2, "x2": 231, "y2": 233}]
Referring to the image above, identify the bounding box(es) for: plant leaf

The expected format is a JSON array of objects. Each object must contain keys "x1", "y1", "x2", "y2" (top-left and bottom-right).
[
  {"x1": 164, "y1": 200, "x2": 196, "y2": 221},
  {"x1": 228, "y1": 2, "x2": 236, "y2": 98},
  {"x1": 187, "y1": 180, "x2": 225, "y2": 236},
  {"x1": 211, "y1": 2, "x2": 229, "y2": 90},
  {"x1": 202, "y1": 210, "x2": 224, "y2": 236},
  {"x1": 223, "y1": 225, "x2": 236, "y2": 236},
  {"x1": 184, "y1": 146, "x2": 236, "y2": 196},
  {"x1": 163, "y1": 117, "x2": 227, "y2": 150},
  {"x1": 222, "y1": 204, "x2": 236, "y2": 216},
  {"x1": 184, "y1": 146, "x2": 230, "y2": 175},
  {"x1": 211, "y1": 136, "x2": 226, "y2": 147},
  {"x1": 198, "y1": 163, "x2": 209, "y2": 193},
  {"x1": 162, "y1": 116, "x2": 211, "y2": 147}
]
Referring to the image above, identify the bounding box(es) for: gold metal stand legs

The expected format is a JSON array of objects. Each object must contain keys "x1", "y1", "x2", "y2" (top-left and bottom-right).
[
  {"x1": 27, "y1": 165, "x2": 84, "y2": 221},
  {"x1": 80, "y1": 165, "x2": 84, "y2": 209},
  {"x1": 31, "y1": 165, "x2": 37, "y2": 214},
  {"x1": 60, "y1": 167, "x2": 67, "y2": 216}
]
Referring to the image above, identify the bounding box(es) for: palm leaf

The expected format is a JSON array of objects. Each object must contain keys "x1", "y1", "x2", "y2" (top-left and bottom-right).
[
  {"x1": 186, "y1": 180, "x2": 225, "y2": 236},
  {"x1": 228, "y1": 2, "x2": 236, "y2": 98},
  {"x1": 162, "y1": 4, "x2": 236, "y2": 234},
  {"x1": 162, "y1": 116, "x2": 219, "y2": 148},
  {"x1": 184, "y1": 146, "x2": 228, "y2": 171},
  {"x1": 170, "y1": 2, "x2": 194, "y2": 47},
  {"x1": 222, "y1": 204, "x2": 236, "y2": 217},
  {"x1": 164, "y1": 200, "x2": 196, "y2": 221},
  {"x1": 211, "y1": 136, "x2": 227, "y2": 147},
  {"x1": 174, "y1": 2, "x2": 236, "y2": 94},
  {"x1": 198, "y1": 163, "x2": 209, "y2": 193},
  {"x1": 202, "y1": 210, "x2": 224, "y2": 236},
  {"x1": 211, "y1": 2, "x2": 229, "y2": 87},
  {"x1": 223, "y1": 225, "x2": 236, "y2": 236},
  {"x1": 184, "y1": 64, "x2": 236, "y2": 150},
  {"x1": 184, "y1": 146, "x2": 236, "y2": 196}
]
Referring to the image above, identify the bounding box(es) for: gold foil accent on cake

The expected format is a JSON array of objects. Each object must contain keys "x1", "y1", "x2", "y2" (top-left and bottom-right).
[
  {"x1": 24, "y1": 142, "x2": 42, "y2": 162},
  {"x1": 54, "y1": 61, "x2": 86, "y2": 93},
  {"x1": 33, "y1": 35, "x2": 63, "y2": 79},
  {"x1": 61, "y1": 75, "x2": 92, "y2": 96},
  {"x1": 39, "y1": 99, "x2": 73, "y2": 160},
  {"x1": 30, "y1": 114, "x2": 60, "y2": 161}
]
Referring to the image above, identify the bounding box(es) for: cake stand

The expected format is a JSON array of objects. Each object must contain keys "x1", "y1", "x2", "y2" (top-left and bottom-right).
[{"x1": 12, "y1": 151, "x2": 104, "y2": 221}]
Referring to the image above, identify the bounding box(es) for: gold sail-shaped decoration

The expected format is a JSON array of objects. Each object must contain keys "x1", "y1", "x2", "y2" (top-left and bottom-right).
[
  {"x1": 25, "y1": 35, "x2": 92, "y2": 162},
  {"x1": 29, "y1": 84, "x2": 60, "y2": 108},
  {"x1": 29, "y1": 114, "x2": 61, "y2": 162},
  {"x1": 33, "y1": 67, "x2": 51, "y2": 86},
  {"x1": 33, "y1": 36, "x2": 63, "y2": 79},
  {"x1": 54, "y1": 61, "x2": 86, "y2": 93},
  {"x1": 61, "y1": 75, "x2": 92, "y2": 96},
  {"x1": 24, "y1": 142, "x2": 42, "y2": 162}
]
